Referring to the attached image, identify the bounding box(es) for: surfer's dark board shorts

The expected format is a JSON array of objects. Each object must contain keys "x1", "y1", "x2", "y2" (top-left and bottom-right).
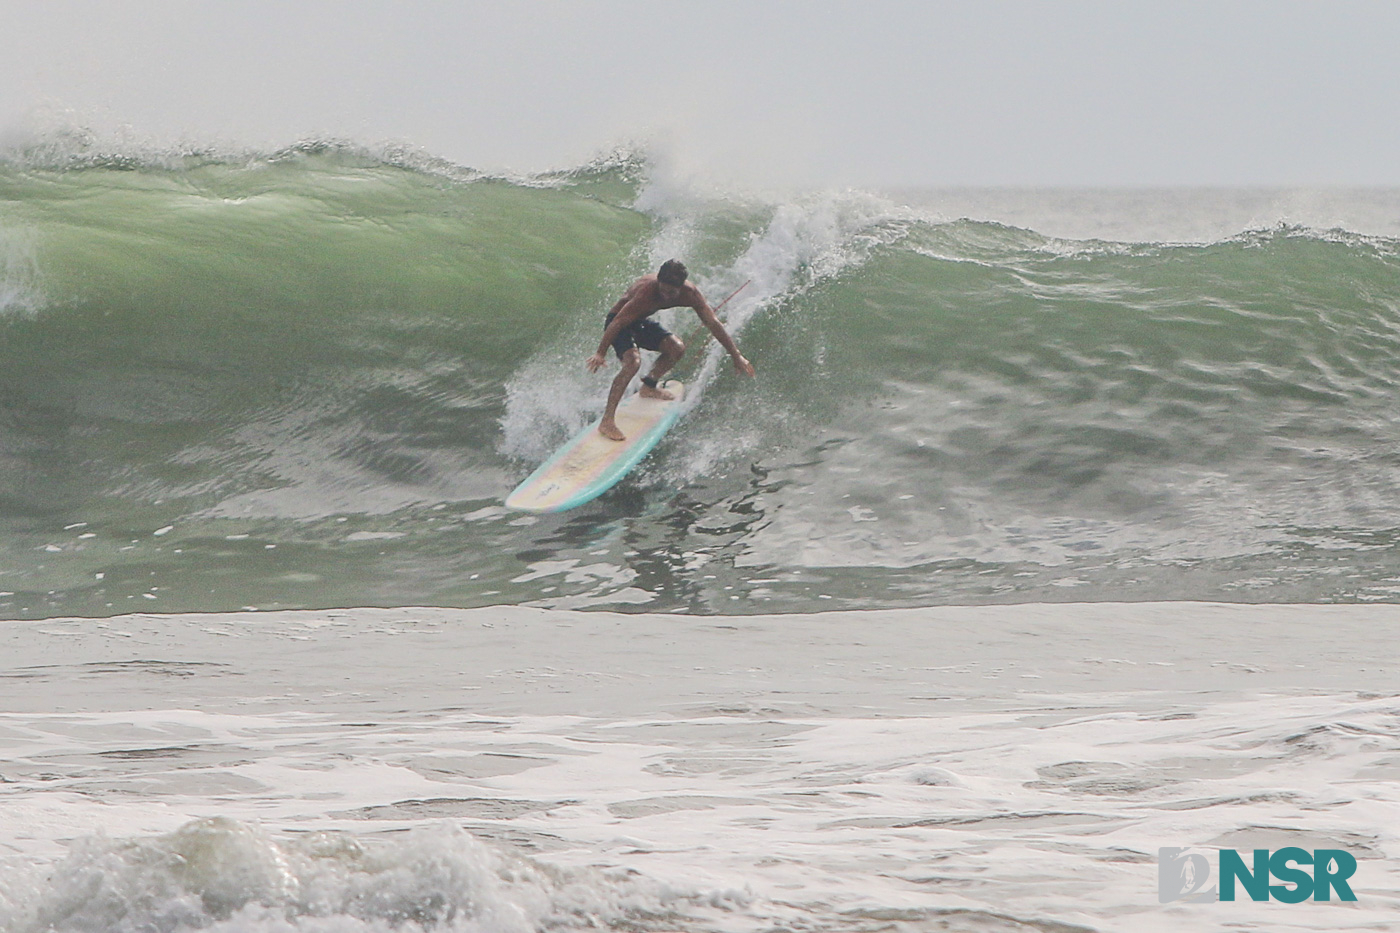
[{"x1": 604, "y1": 312, "x2": 672, "y2": 358}]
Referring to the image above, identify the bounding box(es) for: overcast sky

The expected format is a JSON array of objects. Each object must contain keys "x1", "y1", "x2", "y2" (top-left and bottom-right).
[{"x1": 4, "y1": 1, "x2": 1399, "y2": 187}]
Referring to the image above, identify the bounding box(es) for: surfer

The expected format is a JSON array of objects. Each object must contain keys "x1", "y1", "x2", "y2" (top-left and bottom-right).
[{"x1": 586, "y1": 259, "x2": 754, "y2": 441}]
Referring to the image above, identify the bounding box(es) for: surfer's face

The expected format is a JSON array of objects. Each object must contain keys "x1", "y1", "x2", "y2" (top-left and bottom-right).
[{"x1": 656, "y1": 281, "x2": 682, "y2": 303}]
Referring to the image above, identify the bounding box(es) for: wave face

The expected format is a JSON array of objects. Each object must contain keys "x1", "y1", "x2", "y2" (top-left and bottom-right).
[{"x1": 4, "y1": 140, "x2": 1400, "y2": 617}]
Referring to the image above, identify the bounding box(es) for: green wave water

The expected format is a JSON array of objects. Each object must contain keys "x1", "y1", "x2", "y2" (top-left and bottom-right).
[{"x1": 4, "y1": 141, "x2": 1400, "y2": 618}]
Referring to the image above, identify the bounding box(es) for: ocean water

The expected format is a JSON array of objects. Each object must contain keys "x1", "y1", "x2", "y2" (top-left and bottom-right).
[
  {"x1": 3, "y1": 140, "x2": 1400, "y2": 617},
  {"x1": 3, "y1": 604, "x2": 1399, "y2": 932},
  {"x1": 3, "y1": 134, "x2": 1400, "y2": 931}
]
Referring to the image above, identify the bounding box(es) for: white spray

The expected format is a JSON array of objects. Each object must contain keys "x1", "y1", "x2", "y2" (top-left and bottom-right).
[
  {"x1": 0, "y1": 224, "x2": 43, "y2": 317},
  {"x1": 500, "y1": 160, "x2": 919, "y2": 472}
]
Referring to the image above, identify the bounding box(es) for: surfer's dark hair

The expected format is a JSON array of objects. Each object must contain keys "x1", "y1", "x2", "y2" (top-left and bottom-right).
[{"x1": 658, "y1": 259, "x2": 688, "y2": 286}]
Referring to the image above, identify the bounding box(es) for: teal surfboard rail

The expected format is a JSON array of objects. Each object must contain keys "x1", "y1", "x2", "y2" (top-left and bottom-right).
[{"x1": 505, "y1": 382, "x2": 686, "y2": 513}]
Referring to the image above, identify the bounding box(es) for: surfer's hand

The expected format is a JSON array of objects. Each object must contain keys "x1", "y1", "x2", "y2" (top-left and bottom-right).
[
  {"x1": 733, "y1": 354, "x2": 755, "y2": 377},
  {"x1": 586, "y1": 352, "x2": 607, "y2": 373}
]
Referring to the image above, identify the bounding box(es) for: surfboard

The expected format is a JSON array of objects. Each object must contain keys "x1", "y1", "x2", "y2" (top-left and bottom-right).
[{"x1": 505, "y1": 381, "x2": 686, "y2": 513}]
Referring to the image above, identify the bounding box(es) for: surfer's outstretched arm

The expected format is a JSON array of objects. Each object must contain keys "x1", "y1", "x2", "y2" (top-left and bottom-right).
[{"x1": 694, "y1": 303, "x2": 755, "y2": 376}]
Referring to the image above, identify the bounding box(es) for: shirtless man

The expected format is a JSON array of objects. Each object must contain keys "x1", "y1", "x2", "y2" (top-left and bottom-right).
[{"x1": 585, "y1": 259, "x2": 754, "y2": 441}]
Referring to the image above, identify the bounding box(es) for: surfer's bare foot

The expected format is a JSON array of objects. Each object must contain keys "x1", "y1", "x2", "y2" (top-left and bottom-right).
[
  {"x1": 639, "y1": 383, "x2": 675, "y2": 400},
  {"x1": 598, "y1": 420, "x2": 626, "y2": 441}
]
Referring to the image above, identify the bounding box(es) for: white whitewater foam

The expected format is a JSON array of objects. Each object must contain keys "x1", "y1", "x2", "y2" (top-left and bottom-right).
[
  {"x1": 1, "y1": 603, "x2": 1398, "y2": 931},
  {"x1": 0, "y1": 816, "x2": 689, "y2": 932}
]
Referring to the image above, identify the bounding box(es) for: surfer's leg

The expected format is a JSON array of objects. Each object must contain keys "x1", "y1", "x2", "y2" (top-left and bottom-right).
[
  {"x1": 640, "y1": 335, "x2": 684, "y2": 399},
  {"x1": 599, "y1": 348, "x2": 640, "y2": 441}
]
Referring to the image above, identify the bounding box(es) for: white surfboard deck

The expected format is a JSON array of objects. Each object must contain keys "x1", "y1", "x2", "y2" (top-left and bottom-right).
[{"x1": 505, "y1": 381, "x2": 686, "y2": 513}]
